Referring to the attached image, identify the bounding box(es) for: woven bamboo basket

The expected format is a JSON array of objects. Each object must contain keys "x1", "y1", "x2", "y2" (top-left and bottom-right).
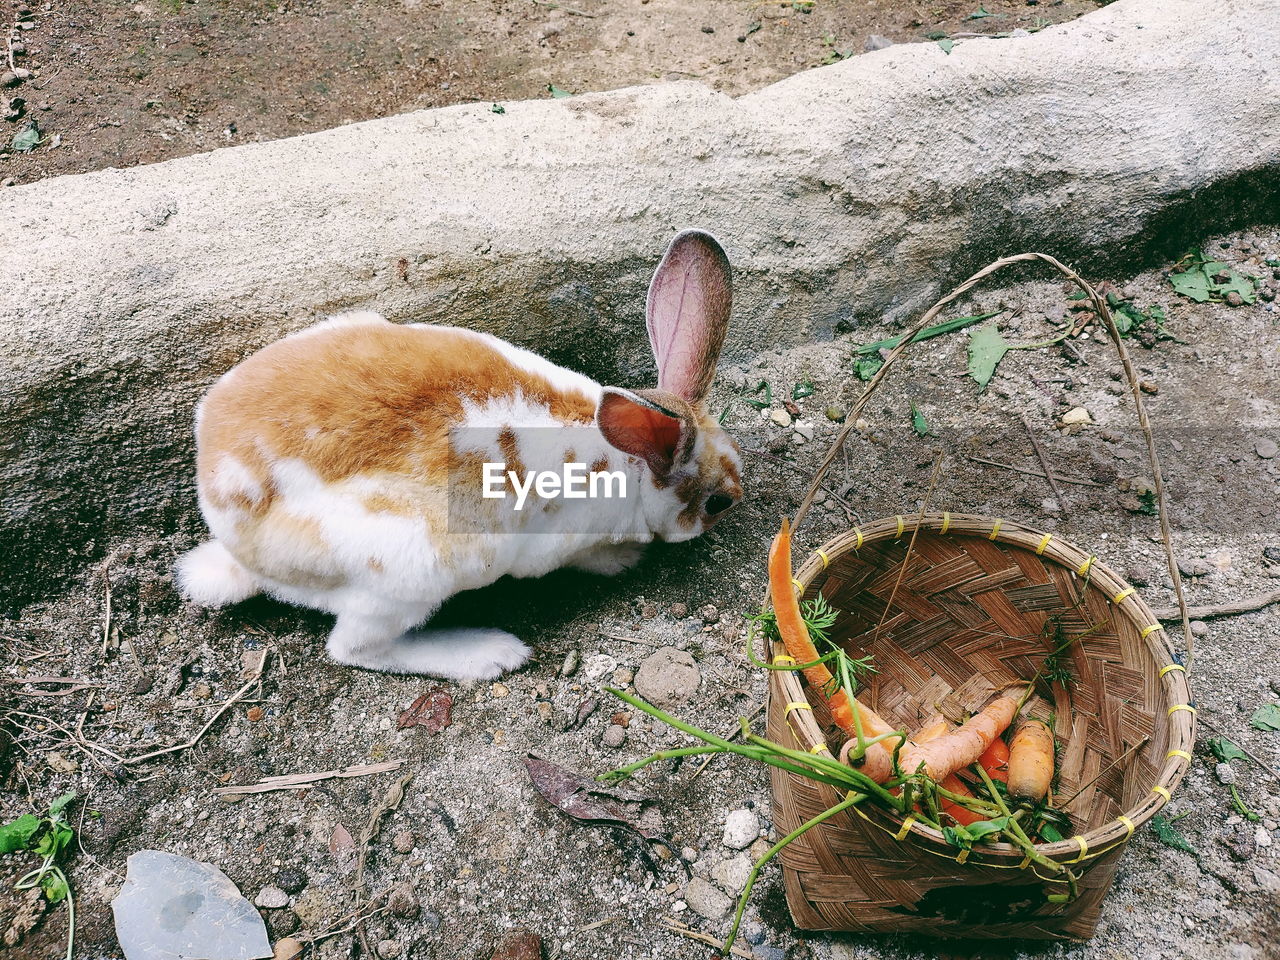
[
  {"x1": 766, "y1": 255, "x2": 1195, "y2": 940},
  {"x1": 768, "y1": 514, "x2": 1194, "y2": 938}
]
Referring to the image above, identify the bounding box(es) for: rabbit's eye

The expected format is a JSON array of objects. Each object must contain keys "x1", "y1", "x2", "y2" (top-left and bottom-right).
[{"x1": 705, "y1": 493, "x2": 735, "y2": 516}]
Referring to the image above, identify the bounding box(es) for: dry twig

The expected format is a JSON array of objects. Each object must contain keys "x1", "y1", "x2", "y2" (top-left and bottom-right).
[
  {"x1": 212, "y1": 759, "x2": 408, "y2": 796},
  {"x1": 966, "y1": 455, "x2": 1103, "y2": 487},
  {"x1": 1021, "y1": 413, "x2": 1068, "y2": 515},
  {"x1": 1151, "y1": 589, "x2": 1280, "y2": 623}
]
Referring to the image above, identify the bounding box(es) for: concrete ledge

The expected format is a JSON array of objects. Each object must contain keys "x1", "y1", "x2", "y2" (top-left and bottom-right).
[{"x1": 2, "y1": 0, "x2": 1279, "y2": 609}]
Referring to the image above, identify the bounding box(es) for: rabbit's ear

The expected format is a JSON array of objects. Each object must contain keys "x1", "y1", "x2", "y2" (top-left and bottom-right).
[
  {"x1": 646, "y1": 230, "x2": 732, "y2": 403},
  {"x1": 597, "y1": 387, "x2": 694, "y2": 476}
]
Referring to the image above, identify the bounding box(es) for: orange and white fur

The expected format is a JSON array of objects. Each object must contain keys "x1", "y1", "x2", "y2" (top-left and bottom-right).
[{"x1": 177, "y1": 231, "x2": 742, "y2": 680}]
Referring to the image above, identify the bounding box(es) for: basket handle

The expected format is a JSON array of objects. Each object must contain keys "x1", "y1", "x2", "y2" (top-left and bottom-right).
[{"x1": 790, "y1": 252, "x2": 1196, "y2": 667}]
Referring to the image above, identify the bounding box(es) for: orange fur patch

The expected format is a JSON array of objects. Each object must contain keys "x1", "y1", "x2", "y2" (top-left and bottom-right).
[{"x1": 198, "y1": 321, "x2": 597, "y2": 513}]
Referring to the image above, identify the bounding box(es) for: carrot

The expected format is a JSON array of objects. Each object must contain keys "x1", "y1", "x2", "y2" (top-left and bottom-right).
[
  {"x1": 1007, "y1": 719, "x2": 1055, "y2": 801},
  {"x1": 769, "y1": 520, "x2": 897, "y2": 781},
  {"x1": 896, "y1": 689, "x2": 1024, "y2": 782},
  {"x1": 939, "y1": 774, "x2": 985, "y2": 826},
  {"x1": 979, "y1": 737, "x2": 1010, "y2": 783},
  {"x1": 907, "y1": 717, "x2": 984, "y2": 825}
]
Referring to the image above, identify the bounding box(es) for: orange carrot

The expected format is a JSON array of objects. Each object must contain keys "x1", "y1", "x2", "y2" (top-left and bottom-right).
[
  {"x1": 896, "y1": 690, "x2": 1024, "y2": 782},
  {"x1": 907, "y1": 717, "x2": 984, "y2": 825},
  {"x1": 769, "y1": 520, "x2": 897, "y2": 781},
  {"x1": 1007, "y1": 719, "x2": 1055, "y2": 801},
  {"x1": 939, "y1": 774, "x2": 984, "y2": 826},
  {"x1": 979, "y1": 737, "x2": 1011, "y2": 783}
]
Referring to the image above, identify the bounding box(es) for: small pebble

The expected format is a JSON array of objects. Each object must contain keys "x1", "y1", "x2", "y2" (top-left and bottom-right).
[
  {"x1": 392, "y1": 829, "x2": 415, "y2": 854},
  {"x1": 387, "y1": 881, "x2": 420, "y2": 918},
  {"x1": 670, "y1": 601, "x2": 689, "y2": 618},
  {"x1": 491, "y1": 682, "x2": 510, "y2": 698},
  {"x1": 684, "y1": 876, "x2": 732, "y2": 919},
  {"x1": 1061, "y1": 407, "x2": 1093, "y2": 426},
  {"x1": 711, "y1": 854, "x2": 753, "y2": 894},
  {"x1": 825, "y1": 405, "x2": 846, "y2": 422},
  {"x1": 246, "y1": 706, "x2": 264, "y2": 723},
  {"x1": 723, "y1": 808, "x2": 760, "y2": 849},
  {"x1": 794, "y1": 421, "x2": 815, "y2": 442},
  {"x1": 699, "y1": 604, "x2": 719, "y2": 624},
  {"x1": 1190, "y1": 620, "x2": 1209, "y2": 638},
  {"x1": 559, "y1": 649, "x2": 580, "y2": 677},
  {"x1": 768, "y1": 408, "x2": 793, "y2": 428},
  {"x1": 1225, "y1": 291, "x2": 1244, "y2": 307},
  {"x1": 601, "y1": 724, "x2": 627, "y2": 749},
  {"x1": 1178, "y1": 558, "x2": 1213, "y2": 578},
  {"x1": 377, "y1": 940, "x2": 404, "y2": 960},
  {"x1": 254, "y1": 885, "x2": 289, "y2": 909},
  {"x1": 640, "y1": 602, "x2": 659, "y2": 620},
  {"x1": 864, "y1": 34, "x2": 893, "y2": 51},
  {"x1": 274, "y1": 938, "x2": 304, "y2": 960},
  {"x1": 1257, "y1": 438, "x2": 1278, "y2": 459},
  {"x1": 536, "y1": 701, "x2": 554, "y2": 723},
  {"x1": 1216, "y1": 762, "x2": 1238, "y2": 785},
  {"x1": 583, "y1": 653, "x2": 617, "y2": 682}
]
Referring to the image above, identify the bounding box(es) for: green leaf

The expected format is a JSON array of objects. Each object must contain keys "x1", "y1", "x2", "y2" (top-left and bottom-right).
[
  {"x1": 853, "y1": 311, "x2": 1000, "y2": 356},
  {"x1": 1217, "y1": 270, "x2": 1257, "y2": 304},
  {"x1": 965, "y1": 816, "x2": 1010, "y2": 842},
  {"x1": 47, "y1": 792, "x2": 77, "y2": 819},
  {"x1": 792, "y1": 379, "x2": 815, "y2": 400},
  {"x1": 547, "y1": 83, "x2": 573, "y2": 99},
  {"x1": 967, "y1": 5, "x2": 1002, "y2": 18},
  {"x1": 1170, "y1": 268, "x2": 1213, "y2": 303},
  {"x1": 967, "y1": 323, "x2": 1011, "y2": 391},
  {"x1": 910, "y1": 401, "x2": 930, "y2": 438},
  {"x1": 11, "y1": 121, "x2": 40, "y2": 153},
  {"x1": 490, "y1": 103, "x2": 506, "y2": 114},
  {"x1": 1039, "y1": 823, "x2": 1064, "y2": 843},
  {"x1": 942, "y1": 824, "x2": 972, "y2": 850},
  {"x1": 40, "y1": 870, "x2": 69, "y2": 904},
  {"x1": 1250, "y1": 703, "x2": 1280, "y2": 731},
  {"x1": 741, "y1": 380, "x2": 772, "y2": 409},
  {"x1": 1150, "y1": 814, "x2": 1195, "y2": 853},
  {"x1": 854, "y1": 356, "x2": 883, "y2": 381},
  {"x1": 35, "y1": 822, "x2": 73, "y2": 860},
  {"x1": 1208, "y1": 737, "x2": 1247, "y2": 763},
  {"x1": 1229, "y1": 784, "x2": 1260, "y2": 822},
  {"x1": 0, "y1": 814, "x2": 42, "y2": 853},
  {"x1": 937, "y1": 38, "x2": 954, "y2": 54}
]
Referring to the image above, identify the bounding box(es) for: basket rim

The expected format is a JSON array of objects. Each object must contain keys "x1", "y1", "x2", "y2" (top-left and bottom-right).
[{"x1": 771, "y1": 511, "x2": 1195, "y2": 865}]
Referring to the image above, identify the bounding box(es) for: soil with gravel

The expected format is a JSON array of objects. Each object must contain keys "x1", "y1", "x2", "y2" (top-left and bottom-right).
[
  {"x1": 0, "y1": 0, "x2": 1097, "y2": 186},
  {"x1": 2, "y1": 227, "x2": 1279, "y2": 959}
]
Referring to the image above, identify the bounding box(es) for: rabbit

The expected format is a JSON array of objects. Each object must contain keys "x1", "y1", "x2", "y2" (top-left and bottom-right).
[{"x1": 176, "y1": 230, "x2": 742, "y2": 680}]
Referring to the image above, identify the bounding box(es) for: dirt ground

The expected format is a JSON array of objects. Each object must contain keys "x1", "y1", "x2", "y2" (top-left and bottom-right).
[
  {"x1": 0, "y1": 0, "x2": 1098, "y2": 186},
  {"x1": 2, "y1": 227, "x2": 1278, "y2": 959}
]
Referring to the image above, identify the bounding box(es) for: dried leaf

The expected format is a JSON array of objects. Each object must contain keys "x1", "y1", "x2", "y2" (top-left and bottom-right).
[
  {"x1": 491, "y1": 930, "x2": 542, "y2": 960},
  {"x1": 397, "y1": 688, "x2": 452, "y2": 733},
  {"x1": 523, "y1": 755, "x2": 665, "y2": 841},
  {"x1": 329, "y1": 824, "x2": 354, "y2": 853}
]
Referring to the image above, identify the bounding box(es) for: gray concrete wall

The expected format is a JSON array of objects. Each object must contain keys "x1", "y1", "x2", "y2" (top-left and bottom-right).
[{"x1": 2, "y1": 0, "x2": 1278, "y2": 610}]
